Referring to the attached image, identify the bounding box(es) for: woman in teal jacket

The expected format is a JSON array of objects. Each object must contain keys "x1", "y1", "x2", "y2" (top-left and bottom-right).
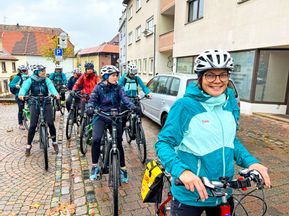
[
  {"x1": 19, "y1": 65, "x2": 60, "y2": 156},
  {"x1": 155, "y1": 49, "x2": 271, "y2": 216}
]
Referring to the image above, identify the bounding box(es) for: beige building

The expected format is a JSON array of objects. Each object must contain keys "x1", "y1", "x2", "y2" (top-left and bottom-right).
[{"x1": 123, "y1": 0, "x2": 289, "y2": 115}]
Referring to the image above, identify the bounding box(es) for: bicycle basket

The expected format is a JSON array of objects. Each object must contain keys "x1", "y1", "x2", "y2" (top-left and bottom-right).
[{"x1": 141, "y1": 160, "x2": 164, "y2": 203}]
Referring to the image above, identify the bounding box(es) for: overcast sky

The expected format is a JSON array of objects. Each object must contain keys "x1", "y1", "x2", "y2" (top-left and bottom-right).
[{"x1": 0, "y1": 0, "x2": 125, "y2": 51}]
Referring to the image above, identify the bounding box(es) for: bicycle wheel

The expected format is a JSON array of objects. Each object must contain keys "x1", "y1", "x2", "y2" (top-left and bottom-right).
[
  {"x1": 124, "y1": 127, "x2": 132, "y2": 144},
  {"x1": 22, "y1": 112, "x2": 30, "y2": 130},
  {"x1": 136, "y1": 123, "x2": 147, "y2": 164},
  {"x1": 40, "y1": 125, "x2": 49, "y2": 170},
  {"x1": 79, "y1": 117, "x2": 88, "y2": 155},
  {"x1": 66, "y1": 110, "x2": 74, "y2": 140},
  {"x1": 52, "y1": 100, "x2": 56, "y2": 121},
  {"x1": 111, "y1": 153, "x2": 119, "y2": 216}
]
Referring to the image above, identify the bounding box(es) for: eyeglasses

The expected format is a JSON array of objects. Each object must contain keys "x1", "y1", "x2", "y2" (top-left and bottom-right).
[{"x1": 204, "y1": 72, "x2": 230, "y2": 82}]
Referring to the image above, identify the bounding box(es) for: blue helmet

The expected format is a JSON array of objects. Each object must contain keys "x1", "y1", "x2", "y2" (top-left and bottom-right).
[{"x1": 84, "y1": 62, "x2": 94, "y2": 70}]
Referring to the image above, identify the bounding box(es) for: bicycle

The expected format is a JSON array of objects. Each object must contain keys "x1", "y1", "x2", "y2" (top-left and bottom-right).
[
  {"x1": 52, "y1": 84, "x2": 66, "y2": 120},
  {"x1": 66, "y1": 92, "x2": 82, "y2": 140},
  {"x1": 24, "y1": 95, "x2": 54, "y2": 170},
  {"x1": 124, "y1": 95, "x2": 148, "y2": 164},
  {"x1": 174, "y1": 169, "x2": 267, "y2": 216},
  {"x1": 78, "y1": 94, "x2": 91, "y2": 155},
  {"x1": 22, "y1": 102, "x2": 30, "y2": 130},
  {"x1": 94, "y1": 108, "x2": 131, "y2": 216}
]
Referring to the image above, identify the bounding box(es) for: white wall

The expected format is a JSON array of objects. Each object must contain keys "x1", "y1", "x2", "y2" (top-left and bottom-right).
[
  {"x1": 174, "y1": 0, "x2": 289, "y2": 57},
  {"x1": 241, "y1": 101, "x2": 287, "y2": 115}
]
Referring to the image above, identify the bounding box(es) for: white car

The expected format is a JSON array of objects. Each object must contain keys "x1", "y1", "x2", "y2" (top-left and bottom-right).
[{"x1": 140, "y1": 73, "x2": 239, "y2": 126}]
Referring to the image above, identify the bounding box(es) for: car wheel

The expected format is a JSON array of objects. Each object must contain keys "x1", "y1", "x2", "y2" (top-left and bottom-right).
[{"x1": 161, "y1": 113, "x2": 167, "y2": 127}]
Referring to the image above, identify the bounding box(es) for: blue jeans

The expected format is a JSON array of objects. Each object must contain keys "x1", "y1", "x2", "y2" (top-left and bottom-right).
[{"x1": 16, "y1": 96, "x2": 25, "y2": 125}]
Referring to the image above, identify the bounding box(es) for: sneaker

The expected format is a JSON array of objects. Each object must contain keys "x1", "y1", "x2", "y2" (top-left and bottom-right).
[
  {"x1": 52, "y1": 142, "x2": 59, "y2": 154},
  {"x1": 90, "y1": 166, "x2": 100, "y2": 180},
  {"x1": 18, "y1": 124, "x2": 25, "y2": 130},
  {"x1": 25, "y1": 146, "x2": 31, "y2": 157},
  {"x1": 120, "y1": 169, "x2": 129, "y2": 183}
]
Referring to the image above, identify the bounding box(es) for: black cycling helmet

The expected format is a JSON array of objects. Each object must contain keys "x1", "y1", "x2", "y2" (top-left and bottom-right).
[{"x1": 84, "y1": 62, "x2": 94, "y2": 70}]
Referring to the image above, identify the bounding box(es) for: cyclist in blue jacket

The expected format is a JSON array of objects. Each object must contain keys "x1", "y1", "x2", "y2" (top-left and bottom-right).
[
  {"x1": 49, "y1": 64, "x2": 67, "y2": 107},
  {"x1": 155, "y1": 49, "x2": 271, "y2": 216},
  {"x1": 9, "y1": 65, "x2": 29, "y2": 130},
  {"x1": 19, "y1": 65, "x2": 60, "y2": 157},
  {"x1": 86, "y1": 65, "x2": 138, "y2": 183}
]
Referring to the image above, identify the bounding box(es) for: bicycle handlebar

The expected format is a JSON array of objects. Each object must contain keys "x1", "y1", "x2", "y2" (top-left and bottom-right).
[
  {"x1": 94, "y1": 109, "x2": 132, "y2": 121},
  {"x1": 24, "y1": 95, "x2": 55, "y2": 101},
  {"x1": 175, "y1": 169, "x2": 264, "y2": 197}
]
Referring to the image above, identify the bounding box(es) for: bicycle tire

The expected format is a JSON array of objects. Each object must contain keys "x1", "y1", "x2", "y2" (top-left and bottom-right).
[
  {"x1": 111, "y1": 153, "x2": 119, "y2": 216},
  {"x1": 60, "y1": 104, "x2": 65, "y2": 116},
  {"x1": 52, "y1": 100, "x2": 56, "y2": 121},
  {"x1": 66, "y1": 110, "x2": 74, "y2": 140},
  {"x1": 79, "y1": 117, "x2": 88, "y2": 155},
  {"x1": 136, "y1": 123, "x2": 147, "y2": 164},
  {"x1": 125, "y1": 127, "x2": 132, "y2": 144},
  {"x1": 40, "y1": 125, "x2": 49, "y2": 171},
  {"x1": 22, "y1": 113, "x2": 30, "y2": 130}
]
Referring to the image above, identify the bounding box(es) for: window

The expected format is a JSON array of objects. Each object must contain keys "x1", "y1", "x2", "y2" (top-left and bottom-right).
[
  {"x1": 188, "y1": 0, "x2": 204, "y2": 22},
  {"x1": 135, "y1": 25, "x2": 141, "y2": 41},
  {"x1": 254, "y1": 50, "x2": 289, "y2": 103},
  {"x1": 143, "y1": 58, "x2": 147, "y2": 74},
  {"x1": 128, "y1": 32, "x2": 133, "y2": 45},
  {"x1": 1, "y1": 62, "x2": 6, "y2": 73},
  {"x1": 230, "y1": 51, "x2": 256, "y2": 100},
  {"x1": 156, "y1": 76, "x2": 169, "y2": 94},
  {"x1": 136, "y1": 0, "x2": 142, "y2": 11},
  {"x1": 12, "y1": 62, "x2": 16, "y2": 72},
  {"x1": 176, "y1": 57, "x2": 194, "y2": 74},
  {"x1": 3, "y1": 80, "x2": 8, "y2": 92},
  {"x1": 149, "y1": 58, "x2": 154, "y2": 74},
  {"x1": 128, "y1": 5, "x2": 133, "y2": 19},
  {"x1": 138, "y1": 59, "x2": 142, "y2": 73},
  {"x1": 146, "y1": 17, "x2": 154, "y2": 33},
  {"x1": 169, "y1": 78, "x2": 180, "y2": 96},
  {"x1": 147, "y1": 77, "x2": 159, "y2": 93}
]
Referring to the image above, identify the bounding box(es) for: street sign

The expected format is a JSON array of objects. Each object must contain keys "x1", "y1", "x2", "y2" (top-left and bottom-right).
[
  {"x1": 55, "y1": 55, "x2": 63, "y2": 62},
  {"x1": 54, "y1": 48, "x2": 63, "y2": 56},
  {"x1": 58, "y1": 32, "x2": 68, "y2": 49}
]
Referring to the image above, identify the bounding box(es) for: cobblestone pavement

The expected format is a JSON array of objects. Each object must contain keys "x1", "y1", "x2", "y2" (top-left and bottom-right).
[{"x1": 0, "y1": 104, "x2": 288, "y2": 215}]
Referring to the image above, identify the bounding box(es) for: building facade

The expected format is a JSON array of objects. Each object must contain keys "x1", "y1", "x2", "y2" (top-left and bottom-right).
[
  {"x1": 123, "y1": 0, "x2": 289, "y2": 115},
  {"x1": 119, "y1": 9, "x2": 128, "y2": 74}
]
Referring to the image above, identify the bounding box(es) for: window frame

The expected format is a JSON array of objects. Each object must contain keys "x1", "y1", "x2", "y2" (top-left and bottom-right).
[
  {"x1": 136, "y1": 0, "x2": 142, "y2": 12},
  {"x1": 135, "y1": 25, "x2": 142, "y2": 42},
  {"x1": 187, "y1": 0, "x2": 204, "y2": 23},
  {"x1": 1, "y1": 62, "x2": 6, "y2": 73}
]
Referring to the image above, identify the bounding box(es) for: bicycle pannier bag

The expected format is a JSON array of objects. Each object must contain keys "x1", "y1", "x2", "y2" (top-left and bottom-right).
[{"x1": 141, "y1": 160, "x2": 164, "y2": 203}]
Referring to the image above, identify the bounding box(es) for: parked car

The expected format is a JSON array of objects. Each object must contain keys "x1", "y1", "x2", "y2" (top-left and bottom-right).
[{"x1": 140, "y1": 73, "x2": 239, "y2": 127}]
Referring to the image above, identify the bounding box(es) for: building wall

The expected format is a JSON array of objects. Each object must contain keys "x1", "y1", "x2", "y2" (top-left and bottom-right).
[
  {"x1": 174, "y1": 0, "x2": 289, "y2": 57},
  {"x1": 126, "y1": 0, "x2": 160, "y2": 82},
  {"x1": 0, "y1": 59, "x2": 17, "y2": 93},
  {"x1": 78, "y1": 55, "x2": 99, "y2": 73},
  {"x1": 119, "y1": 10, "x2": 127, "y2": 74}
]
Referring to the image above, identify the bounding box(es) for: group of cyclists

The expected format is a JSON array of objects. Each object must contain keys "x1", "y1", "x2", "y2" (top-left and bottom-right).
[
  {"x1": 10, "y1": 61, "x2": 150, "y2": 184},
  {"x1": 9, "y1": 48, "x2": 272, "y2": 216}
]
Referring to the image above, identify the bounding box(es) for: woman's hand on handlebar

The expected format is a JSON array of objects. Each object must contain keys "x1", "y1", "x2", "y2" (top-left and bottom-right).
[
  {"x1": 179, "y1": 170, "x2": 209, "y2": 201},
  {"x1": 248, "y1": 163, "x2": 271, "y2": 188},
  {"x1": 18, "y1": 96, "x2": 24, "y2": 101}
]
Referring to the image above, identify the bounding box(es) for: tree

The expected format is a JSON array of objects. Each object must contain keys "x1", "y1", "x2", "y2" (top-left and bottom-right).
[{"x1": 40, "y1": 35, "x2": 74, "y2": 63}]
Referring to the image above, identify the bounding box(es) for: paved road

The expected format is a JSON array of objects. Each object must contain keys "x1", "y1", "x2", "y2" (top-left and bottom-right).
[{"x1": 0, "y1": 103, "x2": 288, "y2": 215}]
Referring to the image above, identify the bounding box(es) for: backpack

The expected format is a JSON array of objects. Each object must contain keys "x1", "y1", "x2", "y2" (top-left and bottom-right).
[
  {"x1": 9, "y1": 74, "x2": 23, "y2": 95},
  {"x1": 124, "y1": 75, "x2": 138, "y2": 87}
]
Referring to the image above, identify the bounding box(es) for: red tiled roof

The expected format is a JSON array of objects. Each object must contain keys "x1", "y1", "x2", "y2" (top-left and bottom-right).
[
  {"x1": 0, "y1": 24, "x2": 74, "y2": 56},
  {"x1": 78, "y1": 43, "x2": 119, "y2": 55},
  {"x1": 0, "y1": 49, "x2": 18, "y2": 61}
]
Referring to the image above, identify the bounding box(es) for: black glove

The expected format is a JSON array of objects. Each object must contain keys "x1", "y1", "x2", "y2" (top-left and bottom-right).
[
  {"x1": 70, "y1": 90, "x2": 75, "y2": 97},
  {"x1": 86, "y1": 107, "x2": 94, "y2": 116}
]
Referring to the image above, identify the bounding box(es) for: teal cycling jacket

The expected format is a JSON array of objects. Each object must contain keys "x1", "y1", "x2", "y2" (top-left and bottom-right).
[
  {"x1": 118, "y1": 73, "x2": 151, "y2": 98},
  {"x1": 155, "y1": 83, "x2": 259, "y2": 207}
]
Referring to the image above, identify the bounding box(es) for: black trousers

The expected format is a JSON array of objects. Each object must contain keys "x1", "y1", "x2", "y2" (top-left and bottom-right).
[
  {"x1": 28, "y1": 103, "x2": 56, "y2": 145},
  {"x1": 16, "y1": 96, "x2": 25, "y2": 125},
  {"x1": 92, "y1": 118, "x2": 125, "y2": 167},
  {"x1": 171, "y1": 197, "x2": 234, "y2": 216}
]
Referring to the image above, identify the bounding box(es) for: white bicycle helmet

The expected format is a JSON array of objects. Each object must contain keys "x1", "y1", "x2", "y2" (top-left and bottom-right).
[
  {"x1": 127, "y1": 63, "x2": 138, "y2": 75},
  {"x1": 55, "y1": 64, "x2": 62, "y2": 71},
  {"x1": 194, "y1": 49, "x2": 234, "y2": 77},
  {"x1": 101, "y1": 65, "x2": 119, "y2": 80},
  {"x1": 17, "y1": 65, "x2": 28, "y2": 73}
]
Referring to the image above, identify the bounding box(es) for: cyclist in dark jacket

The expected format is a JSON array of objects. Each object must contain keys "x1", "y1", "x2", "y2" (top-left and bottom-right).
[
  {"x1": 19, "y1": 65, "x2": 60, "y2": 157},
  {"x1": 9, "y1": 65, "x2": 29, "y2": 130},
  {"x1": 86, "y1": 65, "x2": 138, "y2": 183},
  {"x1": 66, "y1": 69, "x2": 82, "y2": 111}
]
